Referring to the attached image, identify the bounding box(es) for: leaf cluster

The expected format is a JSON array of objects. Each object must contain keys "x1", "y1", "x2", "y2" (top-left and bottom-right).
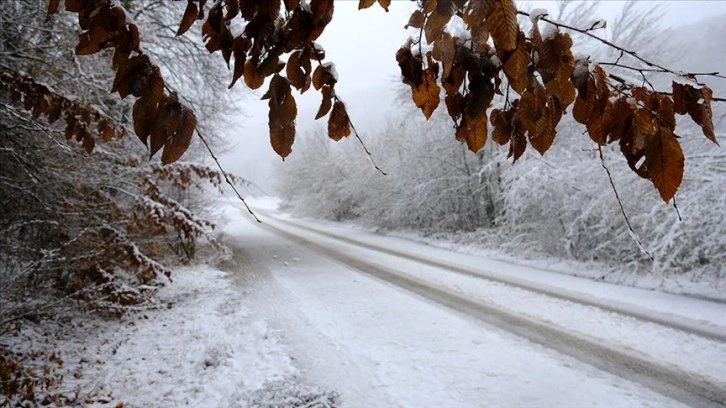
[
  {"x1": 41, "y1": 0, "x2": 723, "y2": 202},
  {"x1": 395, "y1": 0, "x2": 718, "y2": 202},
  {"x1": 0, "y1": 69, "x2": 123, "y2": 154},
  {"x1": 175, "y1": 0, "x2": 354, "y2": 158},
  {"x1": 48, "y1": 0, "x2": 196, "y2": 164}
]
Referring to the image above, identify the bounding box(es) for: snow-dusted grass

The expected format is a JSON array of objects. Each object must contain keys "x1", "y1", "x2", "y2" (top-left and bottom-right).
[{"x1": 1, "y1": 259, "x2": 338, "y2": 407}]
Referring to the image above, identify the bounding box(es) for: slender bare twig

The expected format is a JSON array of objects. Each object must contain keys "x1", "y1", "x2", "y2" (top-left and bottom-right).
[
  {"x1": 598, "y1": 146, "x2": 654, "y2": 261},
  {"x1": 672, "y1": 197, "x2": 682, "y2": 222},
  {"x1": 517, "y1": 10, "x2": 726, "y2": 86},
  {"x1": 310, "y1": 46, "x2": 387, "y2": 175},
  {"x1": 195, "y1": 128, "x2": 261, "y2": 223},
  {"x1": 162, "y1": 82, "x2": 260, "y2": 222}
]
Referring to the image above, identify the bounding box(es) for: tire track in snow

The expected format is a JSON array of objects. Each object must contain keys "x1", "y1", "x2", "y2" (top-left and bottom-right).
[
  {"x1": 252, "y1": 212, "x2": 726, "y2": 408},
  {"x1": 259, "y1": 210, "x2": 726, "y2": 343}
]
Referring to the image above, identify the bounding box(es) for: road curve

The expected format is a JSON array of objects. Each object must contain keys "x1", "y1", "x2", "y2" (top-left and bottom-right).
[
  {"x1": 251, "y1": 211, "x2": 726, "y2": 408},
  {"x1": 259, "y1": 210, "x2": 726, "y2": 343}
]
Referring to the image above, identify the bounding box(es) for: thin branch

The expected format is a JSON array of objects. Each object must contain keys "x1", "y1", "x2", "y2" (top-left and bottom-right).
[
  {"x1": 517, "y1": 10, "x2": 726, "y2": 85},
  {"x1": 672, "y1": 196, "x2": 682, "y2": 222},
  {"x1": 195, "y1": 128, "x2": 261, "y2": 223},
  {"x1": 598, "y1": 146, "x2": 654, "y2": 261},
  {"x1": 310, "y1": 45, "x2": 387, "y2": 175}
]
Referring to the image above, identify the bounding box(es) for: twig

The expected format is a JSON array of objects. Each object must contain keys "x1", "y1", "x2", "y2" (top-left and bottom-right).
[
  {"x1": 598, "y1": 146, "x2": 654, "y2": 261},
  {"x1": 672, "y1": 197, "x2": 682, "y2": 222},
  {"x1": 195, "y1": 128, "x2": 261, "y2": 223},
  {"x1": 310, "y1": 46, "x2": 387, "y2": 175},
  {"x1": 337, "y1": 98, "x2": 388, "y2": 176},
  {"x1": 162, "y1": 82, "x2": 260, "y2": 222},
  {"x1": 517, "y1": 10, "x2": 726, "y2": 85}
]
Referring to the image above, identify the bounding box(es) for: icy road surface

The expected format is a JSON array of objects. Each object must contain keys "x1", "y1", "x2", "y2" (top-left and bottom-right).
[{"x1": 221, "y1": 202, "x2": 726, "y2": 408}]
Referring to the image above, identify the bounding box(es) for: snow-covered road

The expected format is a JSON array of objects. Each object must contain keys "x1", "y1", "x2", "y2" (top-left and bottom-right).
[{"x1": 222, "y1": 203, "x2": 726, "y2": 407}]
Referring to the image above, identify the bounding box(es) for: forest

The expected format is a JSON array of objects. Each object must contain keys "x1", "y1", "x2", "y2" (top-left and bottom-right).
[{"x1": 1, "y1": 0, "x2": 724, "y2": 405}]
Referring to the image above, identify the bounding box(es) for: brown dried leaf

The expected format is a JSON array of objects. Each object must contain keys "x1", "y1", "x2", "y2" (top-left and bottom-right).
[
  {"x1": 177, "y1": 0, "x2": 199, "y2": 36},
  {"x1": 573, "y1": 75, "x2": 596, "y2": 125},
  {"x1": 358, "y1": 0, "x2": 376, "y2": 9},
  {"x1": 161, "y1": 107, "x2": 197, "y2": 164},
  {"x1": 243, "y1": 58, "x2": 265, "y2": 89},
  {"x1": 328, "y1": 100, "x2": 351, "y2": 141},
  {"x1": 530, "y1": 97, "x2": 561, "y2": 154},
  {"x1": 445, "y1": 92, "x2": 465, "y2": 121},
  {"x1": 312, "y1": 63, "x2": 337, "y2": 91},
  {"x1": 656, "y1": 94, "x2": 676, "y2": 130},
  {"x1": 286, "y1": 50, "x2": 306, "y2": 90},
  {"x1": 309, "y1": 0, "x2": 334, "y2": 42},
  {"x1": 645, "y1": 126, "x2": 684, "y2": 202},
  {"x1": 396, "y1": 47, "x2": 423, "y2": 88},
  {"x1": 412, "y1": 68, "x2": 440, "y2": 120},
  {"x1": 133, "y1": 98, "x2": 152, "y2": 145},
  {"x1": 436, "y1": 32, "x2": 456, "y2": 80},
  {"x1": 315, "y1": 85, "x2": 333, "y2": 119},
  {"x1": 673, "y1": 84, "x2": 718, "y2": 144},
  {"x1": 672, "y1": 81, "x2": 691, "y2": 115},
  {"x1": 378, "y1": 0, "x2": 391, "y2": 11},
  {"x1": 284, "y1": 0, "x2": 300, "y2": 11},
  {"x1": 150, "y1": 93, "x2": 182, "y2": 158},
  {"x1": 696, "y1": 86, "x2": 716, "y2": 144},
  {"x1": 518, "y1": 83, "x2": 545, "y2": 134},
  {"x1": 406, "y1": 10, "x2": 426, "y2": 29},
  {"x1": 545, "y1": 63, "x2": 576, "y2": 109},
  {"x1": 99, "y1": 122, "x2": 115, "y2": 141},
  {"x1": 64, "y1": 0, "x2": 81, "y2": 12},
  {"x1": 509, "y1": 122, "x2": 526, "y2": 162},
  {"x1": 456, "y1": 116, "x2": 488, "y2": 153},
  {"x1": 112, "y1": 55, "x2": 152, "y2": 98},
  {"x1": 634, "y1": 108, "x2": 657, "y2": 141},
  {"x1": 82, "y1": 133, "x2": 95, "y2": 154},
  {"x1": 502, "y1": 33, "x2": 530, "y2": 94},
  {"x1": 229, "y1": 36, "x2": 250, "y2": 88},
  {"x1": 536, "y1": 32, "x2": 572, "y2": 83},
  {"x1": 424, "y1": 7, "x2": 453, "y2": 44},
  {"x1": 491, "y1": 108, "x2": 513, "y2": 146},
  {"x1": 267, "y1": 75, "x2": 297, "y2": 158},
  {"x1": 483, "y1": 0, "x2": 518, "y2": 51},
  {"x1": 608, "y1": 96, "x2": 635, "y2": 143}
]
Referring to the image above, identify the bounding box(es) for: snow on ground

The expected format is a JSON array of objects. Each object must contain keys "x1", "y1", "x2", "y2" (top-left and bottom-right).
[
  {"x1": 5, "y1": 255, "x2": 337, "y2": 407},
  {"x1": 7, "y1": 196, "x2": 722, "y2": 407},
  {"x1": 260, "y1": 196, "x2": 726, "y2": 302},
  {"x1": 218, "y1": 199, "x2": 699, "y2": 407}
]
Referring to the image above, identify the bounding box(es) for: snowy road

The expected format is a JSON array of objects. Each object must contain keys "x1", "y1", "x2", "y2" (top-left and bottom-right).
[{"x1": 223, "y1": 204, "x2": 726, "y2": 407}]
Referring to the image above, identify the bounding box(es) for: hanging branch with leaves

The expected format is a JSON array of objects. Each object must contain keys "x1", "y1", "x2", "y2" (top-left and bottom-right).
[
  {"x1": 24, "y1": 0, "x2": 723, "y2": 204},
  {"x1": 392, "y1": 0, "x2": 721, "y2": 203}
]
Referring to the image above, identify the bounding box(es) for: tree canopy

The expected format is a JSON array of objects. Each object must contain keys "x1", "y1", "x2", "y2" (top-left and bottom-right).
[{"x1": 15, "y1": 0, "x2": 724, "y2": 203}]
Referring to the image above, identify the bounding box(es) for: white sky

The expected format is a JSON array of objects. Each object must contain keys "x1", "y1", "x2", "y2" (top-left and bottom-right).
[{"x1": 219, "y1": 1, "x2": 726, "y2": 187}]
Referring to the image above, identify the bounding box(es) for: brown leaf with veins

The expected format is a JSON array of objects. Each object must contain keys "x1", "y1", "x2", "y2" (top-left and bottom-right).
[
  {"x1": 266, "y1": 75, "x2": 297, "y2": 158},
  {"x1": 645, "y1": 126, "x2": 684, "y2": 202},
  {"x1": 161, "y1": 107, "x2": 197, "y2": 164},
  {"x1": 412, "y1": 68, "x2": 440, "y2": 120},
  {"x1": 483, "y1": 0, "x2": 518, "y2": 51},
  {"x1": 502, "y1": 32, "x2": 530, "y2": 94}
]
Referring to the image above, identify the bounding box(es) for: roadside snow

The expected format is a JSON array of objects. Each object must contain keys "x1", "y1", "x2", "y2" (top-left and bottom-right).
[
  {"x1": 219, "y1": 200, "x2": 690, "y2": 407},
  {"x1": 7, "y1": 261, "x2": 337, "y2": 407}
]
